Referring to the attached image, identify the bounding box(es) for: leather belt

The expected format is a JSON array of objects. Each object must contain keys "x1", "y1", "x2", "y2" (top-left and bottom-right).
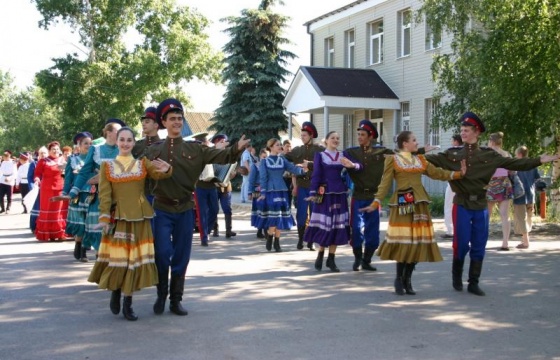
[
  {"x1": 455, "y1": 192, "x2": 486, "y2": 201},
  {"x1": 155, "y1": 195, "x2": 191, "y2": 207}
]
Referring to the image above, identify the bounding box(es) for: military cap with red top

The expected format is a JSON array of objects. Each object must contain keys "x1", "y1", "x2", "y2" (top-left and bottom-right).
[
  {"x1": 156, "y1": 98, "x2": 184, "y2": 128},
  {"x1": 105, "y1": 118, "x2": 127, "y2": 127},
  {"x1": 19, "y1": 152, "x2": 29, "y2": 160},
  {"x1": 72, "y1": 131, "x2": 93, "y2": 145},
  {"x1": 357, "y1": 119, "x2": 379, "y2": 138},
  {"x1": 142, "y1": 106, "x2": 157, "y2": 121},
  {"x1": 210, "y1": 134, "x2": 228, "y2": 144},
  {"x1": 301, "y1": 121, "x2": 318, "y2": 139},
  {"x1": 460, "y1": 112, "x2": 486, "y2": 133}
]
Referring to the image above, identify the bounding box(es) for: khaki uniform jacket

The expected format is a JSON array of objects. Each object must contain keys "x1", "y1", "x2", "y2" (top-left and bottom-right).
[
  {"x1": 344, "y1": 145, "x2": 395, "y2": 200},
  {"x1": 146, "y1": 137, "x2": 242, "y2": 213},
  {"x1": 426, "y1": 144, "x2": 541, "y2": 210},
  {"x1": 98, "y1": 157, "x2": 172, "y2": 223}
]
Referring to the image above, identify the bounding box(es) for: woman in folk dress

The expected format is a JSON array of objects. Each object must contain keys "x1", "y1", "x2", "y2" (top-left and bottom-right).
[
  {"x1": 88, "y1": 127, "x2": 172, "y2": 321},
  {"x1": 361, "y1": 131, "x2": 465, "y2": 295}
]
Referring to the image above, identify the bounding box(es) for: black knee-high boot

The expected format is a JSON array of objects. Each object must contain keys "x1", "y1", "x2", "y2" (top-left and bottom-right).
[
  {"x1": 110, "y1": 289, "x2": 121, "y2": 314},
  {"x1": 361, "y1": 247, "x2": 377, "y2": 271},
  {"x1": 212, "y1": 221, "x2": 219, "y2": 237},
  {"x1": 265, "y1": 232, "x2": 273, "y2": 251},
  {"x1": 273, "y1": 237, "x2": 282, "y2": 252},
  {"x1": 122, "y1": 296, "x2": 138, "y2": 321},
  {"x1": 467, "y1": 260, "x2": 485, "y2": 296},
  {"x1": 452, "y1": 258, "x2": 464, "y2": 291},
  {"x1": 169, "y1": 274, "x2": 189, "y2": 316},
  {"x1": 315, "y1": 251, "x2": 324, "y2": 271},
  {"x1": 73, "y1": 241, "x2": 81, "y2": 260},
  {"x1": 394, "y1": 262, "x2": 405, "y2": 295},
  {"x1": 296, "y1": 226, "x2": 305, "y2": 250},
  {"x1": 153, "y1": 269, "x2": 169, "y2": 314},
  {"x1": 403, "y1": 263, "x2": 417, "y2": 295},
  {"x1": 256, "y1": 228, "x2": 265, "y2": 239},
  {"x1": 352, "y1": 247, "x2": 363, "y2": 271},
  {"x1": 325, "y1": 253, "x2": 340, "y2": 272},
  {"x1": 225, "y1": 213, "x2": 236, "y2": 238}
]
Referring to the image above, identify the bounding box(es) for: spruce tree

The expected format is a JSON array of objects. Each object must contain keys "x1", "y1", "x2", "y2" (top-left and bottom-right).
[{"x1": 211, "y1": 0, "x2": 295, "y2": 151}]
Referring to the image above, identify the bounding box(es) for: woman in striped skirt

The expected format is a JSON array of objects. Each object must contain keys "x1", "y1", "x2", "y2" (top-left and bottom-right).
[
  {"x1": 88, "y1": 127, "x2": 172, "y2": 321},
  {"x1": 361, "y1": 131, "x2": 465, "y2": 295}
]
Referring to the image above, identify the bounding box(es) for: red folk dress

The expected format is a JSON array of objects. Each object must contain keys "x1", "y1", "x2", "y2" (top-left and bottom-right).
[{"x1": 34, "y1": 156, "x2": 68, "y2": 241}]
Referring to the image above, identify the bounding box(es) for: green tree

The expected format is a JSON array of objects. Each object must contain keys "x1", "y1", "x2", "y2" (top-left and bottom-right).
[
  {"x1": 0, "y1": 71, "x2": 64, "y2": 152},
  {"x1": 211, "y1": 0, "x2": 295, "y2": 150},
  {"x1": 33, "y1": 0, "x2": 222, "y2": 135},
  {"x1": 419, "y1": 0, "x2": 560, "y2": 153}
]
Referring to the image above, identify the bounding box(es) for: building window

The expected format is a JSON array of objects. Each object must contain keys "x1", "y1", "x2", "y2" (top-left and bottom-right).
[
  {"x1": 325, "y1": 37, "x2": 335, "y2": 67},
  {"x1": 400, "y1": 102, "x2": 410, "y2": 131},
  {"x1": 425, "y1": 22, "x2": 442, "y2": 50},
  {"x1": 398, "y1": 9, "x2": 412, "y2": 58},
  {"x1": 345, "y1": 30, "x2": 355, "y2": 68},
  {"x1": 425, "y1": 98, "x2": 440, "y2": 145},
  {"x1": 369, "y1": 20, "x2": 383, "y2": 65}
]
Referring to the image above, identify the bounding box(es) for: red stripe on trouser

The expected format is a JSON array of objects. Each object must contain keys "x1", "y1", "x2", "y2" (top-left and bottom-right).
[
  {"x1": 193, "y1": 192, "x2": 205, "y2": 241},
  {"x1": 452, "y1": 203, "x2": 458, "y2": 258}
]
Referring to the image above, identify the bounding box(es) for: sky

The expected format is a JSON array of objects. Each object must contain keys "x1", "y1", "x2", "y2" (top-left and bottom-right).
[{"x1": 0, "y1": 0, "x2": 348, "y2": 113}]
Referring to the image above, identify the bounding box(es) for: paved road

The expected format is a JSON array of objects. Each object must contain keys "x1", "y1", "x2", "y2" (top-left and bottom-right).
[{"x1": 1, "y1": 194, "x2": 559, "y2": 360}]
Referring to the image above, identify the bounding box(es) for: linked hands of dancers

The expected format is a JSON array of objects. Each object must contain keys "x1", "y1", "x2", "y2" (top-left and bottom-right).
[
  {"x1": 359, "y1": 199, "x2": 381, "y2": 213},
  {"x1": 460, "y1": 159, "x2": 467, "y2": 176},
  {"x1": 339, "y1": 156, "x2": 357, "y2": 169},
  {"x1": 152, "y1": 158, "x2": 171, "y2": 173},
  {"x1": 50, "y1": 195, "x2": 72, "y2": 202},
  {"x1": 424, "y1": 144, "x2": 441, "y2": 153},
  {"x1": 237, "y1": 134, "x2": 251, "y2": 150},
  {"x1": 296, "y1": 159, "x2": 310, "y2": 171},
  {"x1": 540, "y1": 153, "x2": 560, "y2": 164}
]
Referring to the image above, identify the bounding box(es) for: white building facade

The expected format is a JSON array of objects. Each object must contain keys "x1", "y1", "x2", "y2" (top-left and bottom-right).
[{"x1": 284, "y1": 0, "x2": 457, "y2": 194}]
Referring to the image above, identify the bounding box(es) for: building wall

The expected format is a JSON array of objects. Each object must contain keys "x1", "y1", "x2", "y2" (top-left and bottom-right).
[{"x1": 307, "y1": 0, "x2": 457, "y2": 194}]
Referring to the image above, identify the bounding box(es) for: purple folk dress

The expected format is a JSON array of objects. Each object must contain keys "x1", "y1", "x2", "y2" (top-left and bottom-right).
[{"x1": 303, "y1": 150, "x2": 351, "y2": 247}]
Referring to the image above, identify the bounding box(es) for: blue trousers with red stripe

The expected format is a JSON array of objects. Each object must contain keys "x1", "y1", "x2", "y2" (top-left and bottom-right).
[
  {"x1": 153, "y1": 208, "x2": 194, "y2": 277},
  {"x1": 452, "y1": 204, "x2": 489, "y2": 262},
  {"x1": 350, "y1": 198, "x2": 380, "y2": 250},
  {"x1": 295, "y1": 187, "x2": 312, "y2": 228},
  {"x1": 195, "y1": 187, "x2": 219, "y2": 243}
]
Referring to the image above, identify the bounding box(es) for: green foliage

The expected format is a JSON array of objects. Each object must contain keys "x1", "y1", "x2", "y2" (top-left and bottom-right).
[
  {"x1": 0, "y1": 71, "x2": 64, "y2": 151},
  {"x1": 418, "y1": 0, "x2": 560, "y2": 153},
  {"x1": 428, "y1": 195, "x2": 445, "y2": 217},
  {"x1": 211, "y1": 0, "x2": 295, "y2": 150},
  {"x1": 32, "y1": 0, "x2": 222, "y2": 135}
]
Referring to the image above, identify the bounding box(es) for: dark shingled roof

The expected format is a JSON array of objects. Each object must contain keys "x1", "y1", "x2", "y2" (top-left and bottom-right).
[{"x1": 301, "y1": 66, "x2": 398, "y2": 99}]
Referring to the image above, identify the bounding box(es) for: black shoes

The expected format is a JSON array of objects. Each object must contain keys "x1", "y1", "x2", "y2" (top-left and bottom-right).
[
  {"x1": 325, "y1": 253, "x2": 340, "y2": 272},
  {"x1": 315, "y1": 251, "x2": 324, "y2": 271}
]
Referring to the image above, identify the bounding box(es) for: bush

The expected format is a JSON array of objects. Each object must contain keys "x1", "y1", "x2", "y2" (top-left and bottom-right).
[{"x1": 429, "y1": 195, "x2": 444, "y2": 217}]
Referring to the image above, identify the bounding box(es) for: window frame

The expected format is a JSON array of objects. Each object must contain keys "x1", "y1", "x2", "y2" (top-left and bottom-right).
[{"x1": 369, "y1": 19, "x2": 384, "y2": 65}]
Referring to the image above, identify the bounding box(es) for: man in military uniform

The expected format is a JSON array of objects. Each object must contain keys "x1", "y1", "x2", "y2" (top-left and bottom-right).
[
  {"x1": 344, "y1": 119, "x2": 394, "y2": 272},
  {"x1": 284, "y1": 121, "x2": 323, "y2": 250},
  {"x1": 132, "y1": 106, "x2": 161, "y2": 202},
  {"x1": 192, "y1": 132, "x2": 219, "y2": 247},
  {"x1": 132, "y1": 106, "x2": 160, "y2": 159},
  {"x1": 211, "y1": 134, "x2": 238, "y2": 239},
  {"x1": 425, "y1": 112, "x2": 558, "y2": 296},
  {"x1": 147, "y1": 99, "x2": 249, "y2": 315}
]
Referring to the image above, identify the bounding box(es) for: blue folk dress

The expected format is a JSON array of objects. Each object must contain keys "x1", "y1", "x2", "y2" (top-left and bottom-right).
[
  {"x1": 69, "y1": 144, "x2": 119, "y2": 250},
  {"x1": 62, "y1": 153, "x2": 90, "y2": 237},
  {"x1": 257, "y1": 155, "x2": 304, "y2": 230}
]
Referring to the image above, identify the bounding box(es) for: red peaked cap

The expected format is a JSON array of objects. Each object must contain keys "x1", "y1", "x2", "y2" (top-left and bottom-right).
[
  {"x1": 357, "y1": 119, "x2": 379, "y2": 138},
  {"x1": 460, "y1": 112, "x2": 486, "y2": 133},
  {"x1": 301, "y1": 121, "x2": 318, "y2": 138}
]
